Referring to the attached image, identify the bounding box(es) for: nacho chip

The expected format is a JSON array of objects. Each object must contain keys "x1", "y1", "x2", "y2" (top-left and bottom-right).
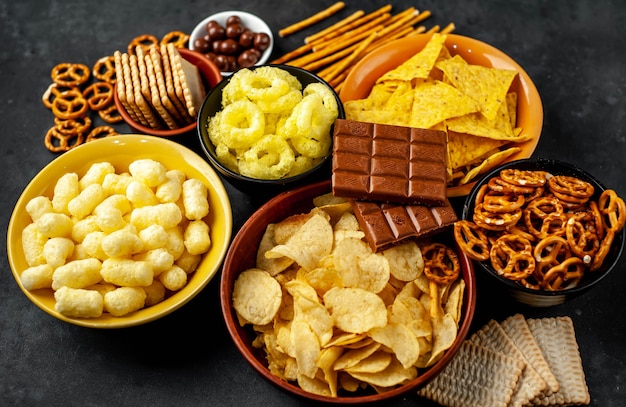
[
  {"x1": 376, "y1": 33, "x2": 447, "y2": 83},
  {"x1": 409, "y1": 79, "x2": 479, "y2": 129},
  {"x1": 447, "y1": 130, "x2": 508, "y2": 170},
  {"x1": 459, "y1": 146, "x2": 521, "y2": 185}
]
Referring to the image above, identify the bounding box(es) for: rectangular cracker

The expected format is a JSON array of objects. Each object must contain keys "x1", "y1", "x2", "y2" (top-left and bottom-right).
[
  {"x1": 500, "y1": 313, "x2": 560, "y2": 397},
  {"x1": 526, "y1": 317, "x2": 590, "y2": 406},
  {"x1": 167, "y1": 43, "x2": 206, "y2": 118},
  {"x1": 113, "y1": 50, "x2": 141, "y2": 124},
  {"x1": 135, "y1": 46, "x2": 153, "y2": 103},
  {"x1": 417, "y1": 341, "x2": 524, "y2": 407},
  {"x1": 159, "y1": 44, "x2": 191, "y2": 123},
  {"x1": 121, "y1": 52, "x2": 150, "y2": 127},
  {"x1": 149, "y1": 46, "x2": 188, "y2": 124},
  {"x1": 470, "y1": 319, "x2": 548, "y2": 407},
  {"x1": 130, "y1": 53, "x2": 162, "y2": 129},
  {"x1": 144, "y1": 55, "x2": 178, "y2": 130}
]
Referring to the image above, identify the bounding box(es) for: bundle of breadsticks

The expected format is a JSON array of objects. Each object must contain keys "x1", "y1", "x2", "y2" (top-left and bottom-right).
[{"x1": 273, "y1": 2, "x2": 455, "y2": 91}]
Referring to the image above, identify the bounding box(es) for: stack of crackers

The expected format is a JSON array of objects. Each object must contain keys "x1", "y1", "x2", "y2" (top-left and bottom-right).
[
  {"x1": 418, "y1": 314, "x2": 590, "y2": 407},
  {"x1": 113, "y1": 43, "x2": 206, "y2": 130}
]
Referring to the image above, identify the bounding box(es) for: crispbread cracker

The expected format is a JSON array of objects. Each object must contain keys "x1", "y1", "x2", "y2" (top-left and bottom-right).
[
  {"x1": 144, "y1": 55, "x2": 178, "y2": 130},
  {"x1": 470, "y1": 319, "x2": 548, "y2": 407},
  {"x1": 167, "y1": 43, "x2": 206, "y2": 117},
  {"x1": 526, "y1": 317, "x2": 590, "y2": 406},
  {"x1": 159, "y1": 44, "x2": 192, "y2": 123},
  {"x1": 130, "y1": 53, "x2": 162, "y2": 129},
  {"x1": 501, "y1": 313, "x2": 560, "y2": 396},
  {"x1": 417, "y1": 341, "x2": 524, "y2": 407}
]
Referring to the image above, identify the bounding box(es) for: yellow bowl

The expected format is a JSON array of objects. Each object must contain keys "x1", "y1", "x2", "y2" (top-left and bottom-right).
[
  {"x1": 7, "y1": 135, "x2": 232, "y2": 328},
  {"x1": 340, "y1": 34, "x2": 543, "y2": 197}
]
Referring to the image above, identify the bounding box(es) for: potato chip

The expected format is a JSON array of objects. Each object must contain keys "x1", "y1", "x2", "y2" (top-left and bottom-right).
[
  {"x1": 323, "y1": 287, "x2": 387, "y2": 334},
  {"x1": 291, "y1": 319, "x2": 321, "y2": 378},
  {"x1": 333, "y1": 342, "x2": 381, "y2": 371},
  {"x1": 232, "y1": 269, "x2": 282, "y2": 325},
  {"x1": 317, "y1": 346, "x2": 343, "y2": 397},
  {"x1": 255, "y1": 224, "x2": 294, "y2": 276},
  {"x1": 382, "y1": 241, "x2": 424, "y2": 282},
  {"x1": 425, "y1": 313, "x2": 458, "y2": 367},
  {"x1": 332, "y1": 237, "x2": 389, "y2": 293},
  {"x1": 266, "y1": 213, "x2": 333, "y2": 271},
  {"x1": 368, "y1": 323, "x2": 421, "y2": 369},
  {"x1": 348, "y1": 357, "x2": 417, "y2": 388},
  {"x1": 291, "y1": 291, "x2": 334, "y2": 346},
  {"x1": 343, "y1": 350, "x2": 392, "y2": 374}
]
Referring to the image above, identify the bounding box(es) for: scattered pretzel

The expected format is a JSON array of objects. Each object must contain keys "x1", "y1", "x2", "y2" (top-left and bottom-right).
[
  {"x1": 51, "y1": 88, "x2": 89, "y2": 120},
  {"x1": 82, "y1": 81, "x2": 114, "y2": 111},
  {"x1": 86, "y1": 125, "x2": 118, "y2": 142},
  {"x1": 161, "y1": 31, "x2": 189, "y2": 48},
  {"x1": 92, "y1": 56, "x2": 117, "y2": 83},
  {"x1": 98, "y1": 104, "x2": 123, "y2": 123},
  {"x1": 128, "y1": 34, "x2": 159, "y2": 55},
  {"x1": 44, "y1": 126, "x2": 84, "y2": 152},
  {"x1": 51, "y1": 63, "x2": 91, "y2": 87},
  {"x1": 54, "y1": 116, "x2": 92, "y2": 136},
  {"x1": 422, "y1": 243, "x2": 460, "y2": 285},
  {"x1": 42, "y1": 83, "x2": 78, "y2": 109}
]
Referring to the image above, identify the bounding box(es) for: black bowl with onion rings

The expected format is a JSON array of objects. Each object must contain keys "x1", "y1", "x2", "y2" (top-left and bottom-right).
[
  {"x1": 459, "y1": 158, "x2": 624, "y2": 307},
  {"x1": 197, "y1": 64, "x2": 344, "y2": 195}
]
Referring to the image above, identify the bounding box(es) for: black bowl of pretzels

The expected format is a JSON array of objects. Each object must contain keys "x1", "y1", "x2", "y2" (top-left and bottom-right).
[{"x1": 454, "y1": 158, "x2": 625, "y2": 307}]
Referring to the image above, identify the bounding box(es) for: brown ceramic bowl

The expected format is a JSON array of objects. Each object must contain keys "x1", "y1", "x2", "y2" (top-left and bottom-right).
[
  {"x1": 220, "y1": 180, "x2": 477, "y2": 403},
  {"x1": 113, "y1": 48, "x2": 222, "y2": 137},
  {"x1": 462, "y1": 158, "x2": 624, "y2": 307}
]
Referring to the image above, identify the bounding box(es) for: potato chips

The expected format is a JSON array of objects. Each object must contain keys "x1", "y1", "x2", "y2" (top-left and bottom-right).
[
  {"x1": 344, "y1": 33, "x2": 530, "y2": 187},
  {"x1": 231, "y1": 195, "x2": 465, "y2": 397}
]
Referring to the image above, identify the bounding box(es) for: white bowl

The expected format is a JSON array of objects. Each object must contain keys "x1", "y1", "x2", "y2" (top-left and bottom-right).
[{"x1": 189, "y1": 10, "x2": 273, "y2": 76}]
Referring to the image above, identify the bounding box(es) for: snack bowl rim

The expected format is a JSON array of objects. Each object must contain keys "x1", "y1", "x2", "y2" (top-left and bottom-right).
[
  {"x1": 188, "y1": 10, "x2": 274, "y2": 76},
  {"x1": 7, "y1": 134, "x2": 233, "y2": 328},
  {"x1": 461, "y1": 157, "x2": 624, "y2": 307},
  {"x1": 196, "y1": 64, "x2": 345, "y2": 191},
  {"x1": 113, "y1": 48, "x2": 223, "y2": 137},
  {"x1": 219, "y1": 179, "x2": 477, "y2": 403},
  {"x1": 339, "y1": 33, "x2": 543, "y2": 198}
]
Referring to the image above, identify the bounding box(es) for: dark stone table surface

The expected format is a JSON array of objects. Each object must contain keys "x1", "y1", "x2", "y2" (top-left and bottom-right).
[{"x1": 1, "y1": 1, "x2": 624, "y2": 406}]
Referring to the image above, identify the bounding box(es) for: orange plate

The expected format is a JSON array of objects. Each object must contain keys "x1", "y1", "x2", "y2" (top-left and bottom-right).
[{"x1": 340, "y1": 34, "x2": 543, "y2": 197}]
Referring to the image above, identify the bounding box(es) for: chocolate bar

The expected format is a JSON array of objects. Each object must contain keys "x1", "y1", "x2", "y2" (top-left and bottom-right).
[
  {"x1": 332, "y1": 119, "x2": 448, "y2": 206},
  {"x1": 351, "y1": 199, "x2": 457, "y2": 252}
]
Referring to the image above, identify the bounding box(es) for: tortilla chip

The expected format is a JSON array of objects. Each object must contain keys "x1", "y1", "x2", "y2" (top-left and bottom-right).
[
  {"x1": 459, "y1": 146, "x2": 521, "y2": 185},
  {"x1": 377, "y1": 33, "x2": 447, "y2": 83},
  {"x1": 409, "y1": 79, "x2": 479, "y2": 129}
]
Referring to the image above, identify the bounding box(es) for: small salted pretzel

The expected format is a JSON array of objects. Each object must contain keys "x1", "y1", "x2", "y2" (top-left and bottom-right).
[
  {"x1": 82, "y1": 81, "x2": 114, "y2": 111},
  {"x1": 98, "y1": 104, "x2": 123, "y2": 123},
  {"x1": 51, "y1": 88, "x2": 89, "y2": 120},
  {"x1": 474, "y1": 184, "x2": 490, "y2": 207},
  {"x1": 42, "y1": 83, "x2": 78, "y2": 109},
  {"x1": 598, "y1": 189, "x2": 626, "y2": 233},
  {"x1": 482, "y1": 193, "x2": 525, "y2": 213},
  {"x1": 161, "y1": 31, "x2": 190, "y2": 48},
  {"x1": 422, "y1": 243, "x2": 460, "y2": 285},
  {"x1": 473, "y1": 203, "x2": 521, "y2": 231},
  {"x1": 590, "y1": 230, "x2": 615, "y2": 272},
  {"x1": 128, "y1": 34, "x2": 159, "y2": 55},
  {"x1": 533, "y1": 235, "x2": 571, "y2": 269},
  {"x1": 86, "y1": 125, "x2": 117, "y2": 142},
  {"x1": 50, "y1": 62, "x2": 91, "y2": 87},
  {"x1": 541, "y1": 257, "x2": 585, "y2": 291},
  {"x1": 487, "y1": 176, "x2": 535, "y2": 195},
  {"x1": 44, "y1": 126, "x2": 84, "y2": 153},
  {"x1": 548, "y1": 174, "x2": 594, "y2": 200},
  {"x1": 588, "y1": 201, "x2": 605, "y2": 240},
  {"x1": 454, "y1": 220, "x2": 490, "y2": 261},
  {"x1": 92, "y1": 56, "x2": 117, "y2": 83},
  {"x1": 565, "y1": 212, "x2": 600, "y2": 262},
  {"x1": 53, "y1": 116, "x2": 92, "y2": 136},
  {"x1": 500, "y1": 169, "x2": 547, "y2": 188},
  {"x1": 489, "y1": 234, "x2": 535, "y2": 280}
]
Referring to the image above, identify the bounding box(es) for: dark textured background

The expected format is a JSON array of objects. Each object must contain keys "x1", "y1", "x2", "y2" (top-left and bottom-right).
[{"x1": 1, "y1": 1, "x2": 624, "y2": 406}]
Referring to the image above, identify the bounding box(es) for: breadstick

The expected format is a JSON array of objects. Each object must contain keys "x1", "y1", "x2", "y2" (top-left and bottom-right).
[
  {"x1": 308, "y1": 4, "x2": 392, "y2": 45},
  {"x1": 304, "y1": 10, "x2": 364, "y2": 44},
  {"x1": 440, "y1": 22, "x2": 456, "y2": 34},
  {"x1": 278, "y1": 1, "x2": 346, "y2": 37},
  {"x1": 300, "y1": 44, "x2": 356, "y2": 72},
  {"x1": 427, "y1": 25, "x2": 441, "y2": 34},
  {"x1": 270, "y1": 42, "x2": 315, "y2": 64},
  {"x1": 312, "y1": 13, "x2": 390, "y2": 51},
  {"x1": 321, "y1": 31, "x2": 377, "y2": 84}
]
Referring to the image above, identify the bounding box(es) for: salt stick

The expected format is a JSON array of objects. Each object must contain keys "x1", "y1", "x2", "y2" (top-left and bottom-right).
[
  {"x1": 441, "y1": 22, "x2": 456, "y2": 34},
  {"x1": 301, "y1": 44, "x2": 356, "y2": 72},
  {"x1": 304, "y1": 10, "x2": 364, "y2": 44},
  {"x1": 427, "y1": 25, "x2": 441, "y2": 34},
  {"x1": 308, "y1": 4, "x2": 392, "y2": 46},
  {"x1": 321, "y1": 31, "x2": 377, "y2": 84},
  {"x1": 270, "y1": 42, "x2": 314, "y2": 64},
  {"x1": 278, "y1": 1, "x2": 346, "y2": 37},
  {"x1": 312, "y1": 13, "x2": 391, "y2": 52}
]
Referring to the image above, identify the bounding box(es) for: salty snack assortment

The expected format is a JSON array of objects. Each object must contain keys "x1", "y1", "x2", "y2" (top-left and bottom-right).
[
  {"x1": 343, "y1": 33, "x2": 530, "y2": 189},
  {"x1": 419, "y1": 314, "x2": 590, "y2": 406},
  {"x1": 19, "y1": 158, "x2": 213, "y2": 318},
  {"x1": 455, "y1": 168, "x2": 625, "y2": 291},
  {"x1": 231, "y1": 192, "x2": 465, "y2": 397},
  {"x1": 206, "y1": 66, "x2": 339, "y2": 180}
]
